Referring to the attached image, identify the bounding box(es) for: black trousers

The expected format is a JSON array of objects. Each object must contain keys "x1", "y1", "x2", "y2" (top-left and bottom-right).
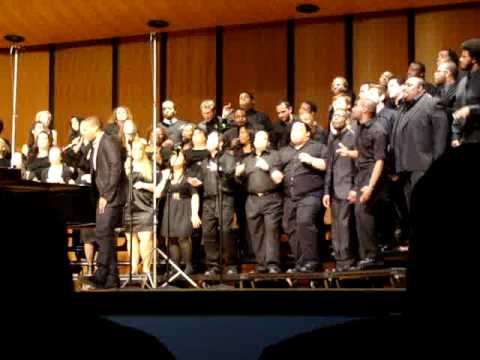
[
  {"x1": 234, "y1": 191, "x2": 253, "y2": 257},
  {"x1": 331, "y1": 196, "x2": 355, "y2": 267},
  {"x1": 283, "y1": 195, "x2": 322, "y2": 267},
  {"x1": 355, "y1": 169, "x2": 381, "y2": 260},
  {"x1": 246, "y1": 192, "x2": 283, "y2": 267},
  {"x1": 93, "y1": 205, "x2": 122, "y2": 284},
  {"x1": 202, "y1": 196, "x2": 236, "y2": 268},
  {"x1": 401, "y1": 170, "x2": 425, "y2": 213}
]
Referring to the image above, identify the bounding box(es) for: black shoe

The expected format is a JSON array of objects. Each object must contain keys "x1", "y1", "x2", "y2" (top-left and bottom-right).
[
  {"x1": 300, "y1": 262, "x2": 318, "y2": 273},
  {"x1": 80, "y1": 275, "x2": 104, "y2": 289},
  {"x1": 267, "y1": 265, "x2": 281, "y2": 274}
]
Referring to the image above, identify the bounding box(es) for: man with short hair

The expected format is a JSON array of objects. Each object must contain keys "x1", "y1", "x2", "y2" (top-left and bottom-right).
[
  {"x1": 198, "y1": 99, "x2": 230, "y2": 135},
  {"x1": 271, "y1": 101, "x2": 298, "y2": 149},
  {"x1": 159, "y1": 100, "x2": 187, "y2": 146},
  {"x1": 190, "y1": 131, "x2": 237, "y2": 275},
  {"x1": 434, "y1": 61, "x2": 459, "y2": 145},
  {"x1": 223, "y1": 108, "x2": 260, "y2": 149},
  {"x1": 323, "y1": 111, "x2": 357, "y2": 271},
  {"x1": 392, "y1": 77, "x2": 449, "y2": 211},
  {"x1": 281, "y1": 122, "x2": 328, "y2": 273},
  {"x1": 235, "y1": 131, "x2": 284, "y2": 273},
  {"x1": 80, "y1": 116, "x2": 127, "y2": 289},
  {"x1": 238, "y1": 92, "x2": 272, "y2": 132},
  {"x1": 407, "y1": 61, "x2": 437, "y2": 96}
]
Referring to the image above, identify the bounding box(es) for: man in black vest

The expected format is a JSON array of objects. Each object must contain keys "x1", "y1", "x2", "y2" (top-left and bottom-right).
[
  {"x1": 281, "y1": 122, "x2": 328, "y2": 273},
  {"x1": 235, "y1": 130, "x2": 284, "y2": 273}
]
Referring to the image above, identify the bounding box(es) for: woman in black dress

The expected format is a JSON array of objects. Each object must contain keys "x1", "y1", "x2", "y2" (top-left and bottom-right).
[
  {"x1": 124, "y1": 140, "x2": 156, "y2": 275},
  {"x1": 156, "y1": 149, "x2": 202, "y2": 275}
]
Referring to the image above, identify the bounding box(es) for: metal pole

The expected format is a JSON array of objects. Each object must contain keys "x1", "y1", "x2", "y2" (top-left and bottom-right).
[
  {"x1": 151, "y1": 32, "x2": 159, "y2": 288},
  {"x1": 10, "y1": 46, "x2": 20, "y2": 158}
]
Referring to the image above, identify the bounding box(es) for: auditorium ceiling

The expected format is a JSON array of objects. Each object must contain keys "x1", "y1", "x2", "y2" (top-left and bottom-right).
[{"x1": 0, "y1": 0, "x2": 474, "y2": 48}]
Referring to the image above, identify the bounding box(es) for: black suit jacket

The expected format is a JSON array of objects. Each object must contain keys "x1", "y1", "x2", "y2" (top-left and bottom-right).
[
  {"x1": 91, "y1": 133, "x2": 127, "y2": 207},
  {"x1": 392, "y1": 94, "x2": 448, "y2": 173},
  {"x1": 324, "y1": 129, "x2": 356, "y2": 199}
]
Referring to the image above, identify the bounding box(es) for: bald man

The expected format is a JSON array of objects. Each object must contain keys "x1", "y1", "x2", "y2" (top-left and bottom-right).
[{"x1": 392, "y1": 77, "x2": 449, "y2": 213}]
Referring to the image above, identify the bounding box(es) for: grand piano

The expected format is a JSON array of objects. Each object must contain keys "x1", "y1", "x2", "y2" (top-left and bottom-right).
[{"x1": 0, "y1": 168, "x2": 96, "y2": 225}]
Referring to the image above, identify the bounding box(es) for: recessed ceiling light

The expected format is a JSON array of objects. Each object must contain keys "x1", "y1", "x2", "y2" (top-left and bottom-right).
[
  {"x1": 4, "y1": 34, "x2": 25, "y2": 43},
  {"x1": 147, "y1": 20, "x2": 169, "y2": 28},
  {"x1": 296, "y1": 4, "x2": 320, "y2": 14}
]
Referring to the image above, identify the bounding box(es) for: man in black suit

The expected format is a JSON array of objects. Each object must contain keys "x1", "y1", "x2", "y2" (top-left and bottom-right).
[
  {"x1": 392, "y1": 77, "x2": 449, "y2": 212},
  {"x1": 323, "y1": 111, "x2": 357, "y2": 271},
  {"x1": 271, "y1": 100, "x2": 297, "y2": 149},
  {"x1": 239, "y1": 91, "x2": 273, "y2": 132},
  {"x1": 452, "y1": 38, "x2": 480, "y2": 144},
  {"x1": 433, "y1": 60, "x2": 458, "y2": 145},
  {"x1": 80, "y1": 116, "x2": 127, "y2": 288}
]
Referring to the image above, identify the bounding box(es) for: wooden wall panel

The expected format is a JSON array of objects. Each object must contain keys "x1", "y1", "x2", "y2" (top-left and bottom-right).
[
  {"x1": 353, "y1": 12, "x2": 408, "y2": 91},
  {"x1": 295, "y1": 18, "x2": 346, "y2": 127},
  {"x1": 167, "y1": 29, "x2": 216, "y2": 124},
  {"x1": 223, "y1": 23, "x2": 287, "y2": 122},
  {"x1": 118, "y1": 39, "x2": 154, "y2": 138},
  {"x1": 0, "y1": 50, "x2": 49, "y2": 150},
  {"x1": 415, "y1": 6, "x2": 480, "y2": 82},
  {"x1": 54, "y1": 44, "x2": 112, "y2": 146}
]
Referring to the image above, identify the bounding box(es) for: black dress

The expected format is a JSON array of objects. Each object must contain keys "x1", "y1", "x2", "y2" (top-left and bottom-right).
[
  {"x1": 26, "y1": 156, "x2": 50, "y2": 180},
  {"x1": 124, "y1": 172, "x2": 155, "y2": 232},
  {"x1": 160, "y1": 175, "x2": 197, "y2": 238}
]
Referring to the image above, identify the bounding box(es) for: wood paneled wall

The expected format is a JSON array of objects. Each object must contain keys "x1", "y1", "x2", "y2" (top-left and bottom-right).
[
  {"x1": 167, "y1": 29, "x2": 216, "y2": 124},
  {"x1": 415, "y1": 6, "x2": 480, "y2": 82},
  {"x1": 0, "y1": 50, "x2": 49, "y2": 150},
  {"x1": 223, "y1": 23, "x2": 287, "y2": 122},
  {"x1": 295, "y1": 18, "x2": 346, "y2": 127},
  {"x1": 118, "y1": 38, "x2": 155, "y2": 138},
  {"x1": 353, "y1": 12, "x2": 409, "y2": 92},
  {"x1": 0, "y1": 4, "x2": 478, "y2": 150},
  {"x1": 54, "y1": 43, "x2": 112, "y2": 146}
]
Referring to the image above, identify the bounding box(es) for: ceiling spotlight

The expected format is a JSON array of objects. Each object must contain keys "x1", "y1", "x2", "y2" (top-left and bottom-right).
[
  {"x1": 147, "y1": 20, "x2": 169, "y2": 28},
  {"x1": 4, "y1": 34, "x2": 25, "y2": 43},
  {"x1": 296, "y1": 4, "x2": 320, "y2": 14}
]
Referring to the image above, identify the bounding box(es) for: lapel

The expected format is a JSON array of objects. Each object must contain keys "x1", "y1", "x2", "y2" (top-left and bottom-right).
[{"x1": 397, "y1": 95, "x2": 426, "y2": 134}]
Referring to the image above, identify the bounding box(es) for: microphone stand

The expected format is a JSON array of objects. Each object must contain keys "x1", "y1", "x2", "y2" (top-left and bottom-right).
[
  {"x1": 214, "y1": 150, "x2": 226, "y2": 284},
  {"x1": 121, "y1": 139, "x2": 137, "y2": 287},
  {"x1": 147, "y1": 32, "x2": 197, "y2": 288},
  {"x1": 8, "y1": 41, "x2": 23, "y2": 164}
]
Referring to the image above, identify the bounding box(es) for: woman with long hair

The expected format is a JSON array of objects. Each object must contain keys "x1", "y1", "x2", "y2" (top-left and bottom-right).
[
  {"x1": 26, "y1": 131, "x2": 52, "y2": 181},
  {"x1": 124, "y1": 139, "x2": 156, "y2": 275},
  {"x1": 105, "y1": 106, "x2": 133, "y2": 141},
  {"x1": 156, "y1": 149, "x2": 202, "y2": 275}
]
